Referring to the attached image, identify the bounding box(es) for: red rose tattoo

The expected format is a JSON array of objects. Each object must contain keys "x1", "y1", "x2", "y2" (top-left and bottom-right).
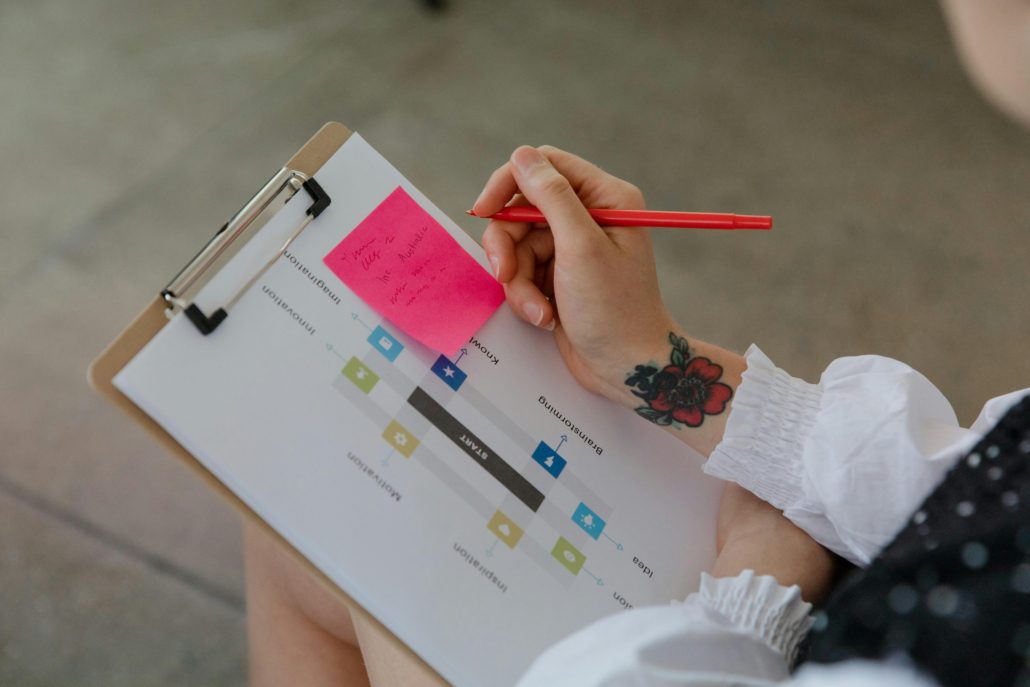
[{"x1": 625, "y1": 333, "x2": 733, "y2": 428}]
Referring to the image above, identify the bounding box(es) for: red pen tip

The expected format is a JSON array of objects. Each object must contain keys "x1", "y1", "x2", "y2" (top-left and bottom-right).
[{"x1": 465, "y1": 209, "x2": 477, "y2": 217}]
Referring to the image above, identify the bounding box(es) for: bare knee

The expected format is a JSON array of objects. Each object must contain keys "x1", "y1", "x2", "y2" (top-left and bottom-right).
[{"x1": 243, "y1": 520, "x2": 360, "y2": 646}]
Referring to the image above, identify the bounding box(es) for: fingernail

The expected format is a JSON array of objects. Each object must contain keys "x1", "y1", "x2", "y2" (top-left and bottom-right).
[
  {"x1": 523, "y1": 301, "x2": 544, "y2": 326},
  {"x1": 511, "y1": 146, "x2": 546, "y2": 175},
  {"x1": 542, "y1": 318, "x2": 556, "y2": 332},
  {"x1": 488, "y1": 254, "x2": 499, "y2": 279}
]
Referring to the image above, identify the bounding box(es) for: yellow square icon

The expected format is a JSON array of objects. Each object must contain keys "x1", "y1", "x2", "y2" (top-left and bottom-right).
[
  {"x1": 382, "y1": 420, "x2": 418, "y2": 458},
  {"x1": 487, "y1": 510, "x2": 524, "y2": 549}
]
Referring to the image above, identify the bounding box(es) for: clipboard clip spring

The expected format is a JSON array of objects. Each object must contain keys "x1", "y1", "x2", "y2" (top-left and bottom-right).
[{"x1": 162, "y1": 169, "x2": 331, "y2": 335}]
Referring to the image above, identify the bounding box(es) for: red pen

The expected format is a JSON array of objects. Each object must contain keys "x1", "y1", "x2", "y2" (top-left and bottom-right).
[{"x1": 467, "y1": 206, "x2": 772, "y2": 230}]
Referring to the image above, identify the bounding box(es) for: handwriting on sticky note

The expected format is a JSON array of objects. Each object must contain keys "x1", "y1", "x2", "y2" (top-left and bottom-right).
[{"x1": 324, "y1": 186, "x2": 504, "y2": 354}]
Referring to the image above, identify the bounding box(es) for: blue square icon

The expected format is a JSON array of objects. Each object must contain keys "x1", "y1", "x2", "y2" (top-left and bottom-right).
[
  {"x1": 572, "y1": 502, "x2": 606, "y2": 540},
  {"x1": 431, "y1": 355, "x2": 467, "y2": 391},
  {"x1": 531, "y1": 441, "x2": 566, "y2": 478},
  {"x1": 368, "y1": 325, "x2": 403, "y2": 362}
]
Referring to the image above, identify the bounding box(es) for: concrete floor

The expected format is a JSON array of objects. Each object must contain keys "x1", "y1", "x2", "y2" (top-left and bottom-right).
[{"x1": 2, "y1": 0, "x2": 1029, "y2": 684}]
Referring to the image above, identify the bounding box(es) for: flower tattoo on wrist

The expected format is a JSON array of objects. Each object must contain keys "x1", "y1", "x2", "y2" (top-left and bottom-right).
[{"x1": 625, "y1": 333, "x2": 733, "y2": 428}]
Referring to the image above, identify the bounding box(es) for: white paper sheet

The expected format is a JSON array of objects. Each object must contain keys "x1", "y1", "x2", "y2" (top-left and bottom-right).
[{"x1": 114, "y1": 134, "x2": 722, "y2": 686}]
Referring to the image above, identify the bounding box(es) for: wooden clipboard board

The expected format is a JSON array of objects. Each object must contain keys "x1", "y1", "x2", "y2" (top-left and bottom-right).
[{"x1": 87, "y1": 121, "x2": 447, "y2": 685}]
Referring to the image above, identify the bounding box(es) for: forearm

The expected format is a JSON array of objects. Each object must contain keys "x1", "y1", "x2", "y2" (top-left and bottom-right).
[
  {"x1": 613, "y1": 334, "x2": 836, "y2": 602},
  {"x1": 712, "y1": 485, "x2": 837, "y2": 605},
  {"x1": 712, "y1": 521, "x2": 836, "y2": 605}
]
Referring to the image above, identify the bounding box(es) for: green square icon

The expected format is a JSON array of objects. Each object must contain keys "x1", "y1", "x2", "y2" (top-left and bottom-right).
[
  {"x1": 551, "y1": 536, "x2": 586, "y2": 575},
  {"x1": 342, "y1": 357, "x2": 379, "y2": 394}
]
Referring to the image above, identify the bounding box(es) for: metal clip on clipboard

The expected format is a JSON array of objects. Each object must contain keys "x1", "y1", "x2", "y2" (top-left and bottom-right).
[{"x1": 162, "y1": 169, "x2": 331, "y2": 335}]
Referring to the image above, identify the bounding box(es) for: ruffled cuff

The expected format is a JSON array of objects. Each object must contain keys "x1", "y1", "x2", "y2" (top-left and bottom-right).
[
  {"x1": 703, "y1": 344, "x2": 822, "y2": 510},
  {"x1": 697, "y1": 570, "x2": 814, "y2": 667}
]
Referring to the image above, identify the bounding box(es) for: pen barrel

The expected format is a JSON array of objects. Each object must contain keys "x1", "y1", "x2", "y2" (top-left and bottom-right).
[
  {"x1": 484, "y1": 206, "x2": 771, "y2": 230},
  {"x1": 586, "y1": 209, "x2": 772, "y2": 230}
]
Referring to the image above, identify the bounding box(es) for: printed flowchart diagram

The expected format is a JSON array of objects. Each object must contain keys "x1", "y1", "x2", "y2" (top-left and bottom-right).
[{"x1": 326, "y1": 312, "x2": 628, "y2": 588}]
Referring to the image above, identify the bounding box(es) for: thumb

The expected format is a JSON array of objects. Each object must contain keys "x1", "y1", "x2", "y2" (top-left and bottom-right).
[{"x1": 510, "y1": 146, "x2": 606, "y2": 255}]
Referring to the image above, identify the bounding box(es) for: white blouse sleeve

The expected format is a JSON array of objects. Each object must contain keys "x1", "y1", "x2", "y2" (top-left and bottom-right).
[
  {"x1": 515, "y1": 570, "x2": 811, "y2": 687},
  {"x1": 514, "y1": 570, "x2": 940, "y2": 687},
  {"x1": 790, "y1": 660, "x2": 940, "y2": 687},
  {"x1": 704, "y1": 344, "x2": 1030, "y2": 566}
]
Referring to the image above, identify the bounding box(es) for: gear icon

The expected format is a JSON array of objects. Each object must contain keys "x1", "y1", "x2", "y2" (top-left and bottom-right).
[{"x1": 393, "y1": 432, "x2": 408, "y2": 446}]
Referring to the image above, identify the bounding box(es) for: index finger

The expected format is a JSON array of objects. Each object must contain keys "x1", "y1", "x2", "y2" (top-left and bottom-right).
[
  {"x1": 472, "y1": 161, "x2": 519, "y2": 217},
  {"x1": 472, "y1": 146, "x2": 641, "y2": 217},
  {"x1": 537, "y1": 146, "x2": 645, "y2": 210}
]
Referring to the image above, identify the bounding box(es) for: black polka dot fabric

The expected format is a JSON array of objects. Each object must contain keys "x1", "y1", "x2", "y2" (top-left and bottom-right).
[{"x1": 807, "y1": 393, "x2": 1030, "y2": 687}]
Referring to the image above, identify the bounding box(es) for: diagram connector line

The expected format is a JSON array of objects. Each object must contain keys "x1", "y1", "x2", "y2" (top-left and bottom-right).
[
  {"x1": 326, "y1": 342, "x2": 347, "y2": 362},
  {"x1": 351, "y1": 312, "x2": 372, "y2": 331},
  {"x1": 603, "y1": 533, "x2": 624, "y2": 551},
  {"x1": 486, "y1": 539, "x2": 498, "y2": 557},
  {"x1": 455, "y1": 347, "x2": 468, "y2": 364},
  {"x1": 582, "y1": 567, "x2": 604, "y2": 586},
  {"x1": 555, "y1": 434, "x2": 568, "y2": 453}
]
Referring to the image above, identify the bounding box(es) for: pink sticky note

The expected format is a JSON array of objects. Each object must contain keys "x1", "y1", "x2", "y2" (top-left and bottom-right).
[{"x1": 324, "y1": 186, "x2": 504, "y2": 354}]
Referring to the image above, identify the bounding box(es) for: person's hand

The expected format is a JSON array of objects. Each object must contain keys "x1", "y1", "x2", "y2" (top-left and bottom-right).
[
  {"x1": 476, "y1": 145, "x2": 677, "y2": 403},
  {"x1": 477, "y1": 145, "x2": 746, "y2": 457}
]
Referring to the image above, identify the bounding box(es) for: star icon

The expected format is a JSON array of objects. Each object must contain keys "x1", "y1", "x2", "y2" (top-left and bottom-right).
[
  {"x1": 442, "y1": 366, "x2": 455, "y2": 378},
  {"x1": 393, "y1": 432, "x2": 408, "y2": 446}
]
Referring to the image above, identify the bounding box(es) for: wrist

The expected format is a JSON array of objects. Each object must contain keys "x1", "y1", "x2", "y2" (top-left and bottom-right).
[
  {"x1": 593, "y1": 317, "x2": 681, "y2": 405},
  {"x1": 613, "y1": 328, "x2": 745, "y2": 457}
]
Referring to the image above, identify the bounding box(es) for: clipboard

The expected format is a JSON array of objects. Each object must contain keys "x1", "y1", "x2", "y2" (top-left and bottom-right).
[{"x1": 87, "y1": 122, "x2": 446, "y2": 685}]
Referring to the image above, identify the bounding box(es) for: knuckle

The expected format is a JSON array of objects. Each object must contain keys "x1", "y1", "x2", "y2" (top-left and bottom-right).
[
  {"x1": 535, "y1": 169, "x2": 571, "y2": 197},
  {"x1": 480, "y1": 225, "x2": 499, "y2": 248},
  {"x1": 605, "y1": 177, "x2": 645, "y2": 209},
  {"x1": 622, "y1": 181, "x2": 646, "y2": 209},
  {"x1": 480, "y1": 222, "x2": 500, "y2": 243},
  {"x1": 537, "y1": 144, "x2": 561, "y2": 157}
]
